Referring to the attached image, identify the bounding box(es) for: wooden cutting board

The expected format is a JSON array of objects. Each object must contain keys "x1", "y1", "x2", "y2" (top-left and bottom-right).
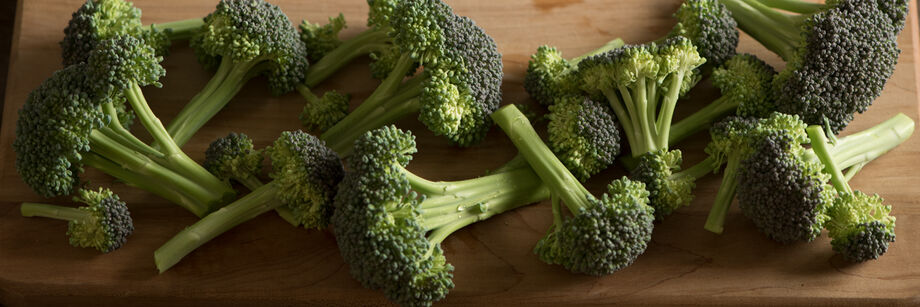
[{"x1": 2, "y1": 0, "x2": 919, "y2": 305}]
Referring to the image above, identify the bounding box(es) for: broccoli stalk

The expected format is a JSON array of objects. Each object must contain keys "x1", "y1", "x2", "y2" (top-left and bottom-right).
[
  {"x1": 20, "y1": 188, "x2": 133, "y2": 253},
  {"x1": 333, "y1": 125, "x2": 549, "y2": 306},
  {"x1": 719, "y1": 0, "x2": 907, "y2": 132},
  {"x1": 492, "y1": 105, "x2": 655, "y2": 276},
  {"x1": 156, "y1": 131, "x2": 344, "y2": 273},
  {"x1": 808, "y1": 124, "x2": 905, "y2": 262},
  {"x1": 165, "y1": 0, "x2": 309, "y2": 147}
]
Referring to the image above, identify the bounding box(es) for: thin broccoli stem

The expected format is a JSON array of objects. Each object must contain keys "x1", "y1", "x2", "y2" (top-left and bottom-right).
[
  {"x1": 303, "y1": 28, "x2": 392, "y2": 87},
  {"x1": 183, "y1": 56, "x2": 235, "y2": 121},
  {"x1": 151, "y1": 18, "x2": 205, "y2": 41},
  {"x1": 600, "y1": 87, "x2": 640, "y2": 156},
  {"x1": 633, "y1": 79, "x2": 658, "y2": 151},
  {"x1": 154, "y1": 181, "x2": 284, "y2": 273},
  {"x1": 655, "y1": 70, "x2": 686, "y2": 149},
  {"x1": 167, "y1": 56, "x2": 264, "y2": 147},
  {"x1": 807, "y1": 126, "x2": 852, "y2": 194},
  {"x1": 228, "y1": 173, "x2": 299, "y2": 227},
  {"x1": 757, "y1": 0, "x2": 824, "y2": 14},
  {"x1": 20, "y1": 203, "x2": 91, "y2": 221},
  {"x1": 322, "y1": 74, "x2": 426, "y2": 155},
  {"x1": 669, "y1": 95, "x2": 736, "y2": 145},
  {"x1": 704, "y1": 157, "x2": 742, "y2": 234},
  {"x1": 124, "y1": 84, "x2": 234, "y2": 199},
  {"x1": 550, "y1": 195, "x2": 563, "y2": 233},
  {"x1": 492, "y1": 105, "x2": 593, "y2": 215},
  {"x1": 677, "y1": 156, "x2": 717, "y2": 180},
  {"x1": 720, "y1": 0, "x2": 800, "y2": 60},
  {"x1": 843, "y1": 162, "x2": 867, "y2": 182},
  {"x1": 823, "y1": 113, "x2": 915, "y2": 169},
  {"x1": 100, "y1": 103, "x2": 164, "y2": 158},
  {"x1": 569, "y1": 38, "x2": 626, "y2": 65},
  {"x1": 363, "y1": 54, "x2": 417, "y2": 110}
]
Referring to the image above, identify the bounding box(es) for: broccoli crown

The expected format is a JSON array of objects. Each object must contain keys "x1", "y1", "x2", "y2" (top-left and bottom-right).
[
  {"x1": 14, "y1": 65, "x2": 104, "y2": 197},
  {"x1": 267, "y1": 130, "x2": 343, "y2": 229},
  {"x1": 707, "y1": 113, "x2": 806, "y2": 168},
  {"x1": 547, "y1": 95, "x2": 621, "y2": 181},
  {"x1": 668, "y1": 0, "x2": 738, "y2": 67},
  {"x1": 204, "y1": 132, "x2": 263, "y2": 182},
  {"x1": 61, "y1": 0, "x2": 170, "y2": 66},
  {"x1": 367, "y1": 0, "x2": 400, "y2": 29},
  {"x1": 86, "y1": 35, "x2": 165, "y2": 96},
  {"x1": 631, "y1": 149, "x2": 695, "y2": 219},
  {"x1": 300, "y1": 90, "x2": 351, "y2": 131},
  {"x1": 400, "y1": 1, "x2": 502, "y2": 146},
  {"x1": 192, "y1": 0, "x2": 308, "y2": 95},
  {"x1": 368, "y1": 45, "x2": 419, "y2": 79},
  {"x1": 68, "y1": 188, "x2": 134, "y2": 253},
  {"x1": 773, "y1": 0, "x2": 904, "y2": 133},
  {"x1": 826, "y1": 191, "x2": 896, "y2": 262},
  {"x1": 524, "y1": 45, "x2": 579, "y2": 106},
  {"x1": 300, "y1": 13, "x2": 346, "y2": 62},
  {"x1": 736, "y1": 132, "x2": 833, "y2": 243},
  {"x1": 711, "y1": 53, "x2": 776, "y2": 117},
  {"x1": 534, "y1": 178, "x2": 653, "y2": 276},
  {"x1": 333, "y1": 125, "x2": 452, "y2": 307}
]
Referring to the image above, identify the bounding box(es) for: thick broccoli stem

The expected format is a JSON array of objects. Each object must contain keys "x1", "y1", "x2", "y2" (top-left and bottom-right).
[
  {"x1": 154, "y1": 181, "x2": 284, "y2": 273},
  {"x1": 123, "y1": 84, "x2": 234, "y2": 199},
  {"x1": 303, "y1": 28, "x2": 392, "y2": 87},
  {"x1": 492, "y1": 105, "x2": 594, "y2": 214},
  {"x1": 703, "y1": 158, "x2": 742, "y2": 234},
  {"x1": 223, "y1": 172, "x2": 300, "y2": 227},
  {"x1": 719, "y1": 0, "x2": 807, "y2": 60},
  {"x1": 757, "y1": 0, "x2": 824, "y2": 14},
  {"x1": 167, "y1": 56, "x2": 269, "y2": 147},
  {"x1": 669, "y1": 95, "x2": 737, "y2": 145},
  {"x1": 151, "y1": 18, "x2": 205, "y2": 41},
  {"x1": 21, "y1": 203, "x2": 91, "y2": 222},
  {"x1": 322, "y1": 68, "x2": 425, "y2": 155}
]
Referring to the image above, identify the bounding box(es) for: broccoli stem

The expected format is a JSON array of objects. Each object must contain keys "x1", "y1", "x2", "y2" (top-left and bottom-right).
[
  {"x1": 20, "y1": 203, "x2": 91, "y2": 222},
  {"x1": 100, "y1": 103, "x2": 164, "y2": 158},
  {"x1": 807, "y1": 126, "x2": 852, "y2": 194},
  {"x1": 322, "y1": 69, "x2": 426, "y2": 155},
  {"x1": 569, "y1": 38, "x2": 626, "y2": 65},
  {"x1": 151, "y1": 18, "x2": 205, "y2": 41},
  {"x1": 154, "y1": 181, "x2": 284, "y2": 273},
  {"x1": 226, "y1": 173, "x2": 300, "y2": 227},
  {"x1": 757, "y1": 0, "x2": 824, "y2": 14},
  {"x1": 492, "y1": 105, "x2": 594, "y2": 214},
  {"x1": 656, "y1": 70, "x2": 687, "y2": 149},
  {"x1": 820, "y1": 113, "x2": 915, "y2": 170},
  {"x1": 704, "y1": 157, "x2": 741, "y2": 234},
  {"x1": 167, "y1": 56, "x2": 266, "y2": 147},
  {"x1": 669, "y1": 95, "x2": 736, "y2": 145},
  {"x1": 720, "y1": 0, "x2": 803, "y2": 60},
  {"x1": 303, "y1": 28, "x2": 392, "y2": 87}
]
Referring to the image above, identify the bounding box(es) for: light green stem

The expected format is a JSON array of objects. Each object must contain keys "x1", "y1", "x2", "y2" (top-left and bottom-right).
[{"x1": 21, "y1": 203, "x2": 90, "y2": 221}]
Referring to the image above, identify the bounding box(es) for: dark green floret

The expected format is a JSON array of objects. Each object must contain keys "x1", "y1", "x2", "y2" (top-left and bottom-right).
[
  {"x1": 61, "y1": 0, "x2": 205, "y2": 65},
  {"x1": 14, "y1": 35, "x2": 235, "y2": 217},
  {"x1": 298, "y1": 87, "x2": 350, "y2": 131},
  {"x1": 21, "y1": 188, "x2": 133, "y2": 253},
  {"x1": 807, "y1": 125, "x2": 900, "y2": 262},
  {"x1": 720, "y1": 0, "x2": 908, "y2": 133},
  {"x1": 546, "y1": 95, "x2": 621, "y2": 181},
  {"x1": 320, "y1": 0, "x2": 503, "y2": 155},
  {"x1": 156, "y1": 130, "x2": 344, "y2": 273},
  {"x1": 736, "y1": 113, "x2": 913, "y2": 243},
  {"x1": 524, "y1": 39, "x2": 625, "y2": 106},
  {"x1": 300, "y1": 13, "x2": 347, "y2": 62},
  {"x1": 167, "y1": 0, "x2": 309, "y2": 146},
  {"x1": 333, "y1": 125, "x2": 548, "y2": 306},
  {"x1": 631, "y1": 149, "x2": 715, "y2": 220},
  {"x1": 666, "y1": 0, "x2": 739, "y2": 68},
  {"x1": 492, "y1": 105, "x2": 655, "y2": 276},
  {"x1": 204, "y1": 132, "x2": 264, "y2": 191}
]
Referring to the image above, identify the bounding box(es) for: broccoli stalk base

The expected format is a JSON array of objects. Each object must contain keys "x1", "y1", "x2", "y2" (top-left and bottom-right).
[
  {"x1": 704, "y1": 157, "x2": 741, "y2": 234},
  {"x1": 303, "y1": 28, "x2": 392, "y2": 87},
  {"x1": 151, "y1": 18, "x2": 205, "y2": 41},
  {"x1": 720, "y1": 0, "x2": 812, "y2": 60}
]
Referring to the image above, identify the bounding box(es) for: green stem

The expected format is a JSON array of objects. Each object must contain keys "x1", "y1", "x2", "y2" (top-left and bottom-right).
[
  {"x1": 303, "y1": 28, "x2": 392, "y2": 87},
  {"x1": 807, "y1": 126, "x2": 851, "y2": 194},
  {"x1": 720, "y1": 0, "x2": 799, "y2": 60},
  {"x1": 678, "y1": 156, "x2": 717, "y2": 180},
  {"x1": 231, "y1": 174, "x2": 299, "y2": 227},
  {"x1": 20, "y1": 203, "x2": 90, "y2": 221},
  {"x1": 704, "y1": 157, "x2": 742, "y2": 234},
  {"x1": 669, "y1": 95, "x2": 737, "y2": 145},
  {"x1": 155, "y1": 182, "x2": 283, "y2": 273},
  {"x1": 83, "y1": 152, "x2": 204, "y2": 216},
  {"x1": 100, "y1": 103, "x2": 164, "y2": 158},
  {"x1": 151, "y1": 18, "x2": 205, "y2": 41},
  {"x1": 492, "y1": 105, "x2": 592, "y2": 214},
  {"x1": 601, "y1": 87, "x2": 639, "y2": 156},
  {"x1": 757, "y1": 0, "x2": 824, "y2": 14},
  {"x1": 569, "y1": 38, "x2": 626, "y2": 65},
  {"x1": 655, "y1": 70, "x2": 685, "y2": 149},
  {"x1": 825, "y1": 113, "x2": 915, "y2": 170}
]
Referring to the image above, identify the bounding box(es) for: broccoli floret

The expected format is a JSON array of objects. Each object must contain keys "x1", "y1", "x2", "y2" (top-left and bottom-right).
[
  {"x1": 297, "y1": 87, "x2": 350, "y2": 131},
  {"x1": 492, "y1": 105, "x2": 655, "y2": 276},
  {"x1": 320, "y1": 0, "x2": 503, "y2": 155},
  {"x1": 720, "y1": 0, "x2": 907, "y2": 133},
  {"x1": 735, "y1": 113, "x2": 914, "y2": 243},
  {"x1": 60, "y1": 0, "x2": 205, "y2": 65},
  {"x1": 204, "y1": 132, "x2": 264, "y2": 190},
  {"x1": 156, "y1": 130, "x2": 344, "y2": 273},
  {"x1": 166, "y1": 0, "x2": 309, "y2": 147},
  {"x1": 333, "y1": 125, "x2": 548, "y2": 306},
  {"x1": 669, "y1": 53, "x2": 777, "y2": 144},
  {"x1": 20, "y1": 188, "x2": 133, "y2": 253},
  {"x1": 807, "y1": 125, "x2": 905, "y2": 262},
  {"x1": 300, "y1": 13, "x2": 347, "y2": 62},
  {"x1": 14, "y1": 35, "x2": 235, "y2": 217},
  {"x1": 665, "y1": 0, "x2": 739, "y2": 68},
  {"x1": 524, "y1": 39, "x2": 625, "y2": 106},
  {"x1": 546, "y1": 95, "x2": 621, "y2": 181},
  {"x1": 631, "y1": 149, "x2": 715, "y2": 220}
]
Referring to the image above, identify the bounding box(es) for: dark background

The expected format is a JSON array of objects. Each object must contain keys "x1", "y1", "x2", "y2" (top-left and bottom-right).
[{"x1": 0, "y1": 0, "x2": 15, "y2": 106}]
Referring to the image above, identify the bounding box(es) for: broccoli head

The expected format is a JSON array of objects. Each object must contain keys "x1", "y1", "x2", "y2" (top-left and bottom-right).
[
  {"x1": 297, "y1": 86, "x2": 350, "y2": 131},
  {"x1": 546, "y1": 95, "x2": 621, "y2": 180},
  {"x1": 204, "y1": 132, "x2": 264, "y2": 190},
  {"x1": 21, "y1": 188, "x2": 133, "y2": 253},
  {"x1": 666, "y1": 0, "x2": 739, "y2": 68},
  {"x1": 300, "y1": 13, "x2": 347, "y2": 62},
  {"x1": 524, "y1": 39, "x2": 625, "y2": 106},
  {"x1": 632, "y1": 149, "x2": 714, "y2": 220}
]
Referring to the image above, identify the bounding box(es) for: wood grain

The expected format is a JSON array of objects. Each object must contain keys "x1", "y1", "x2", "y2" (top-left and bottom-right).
[{"x1": 2, "y1": 0, "x2": 920, "y2": 305}]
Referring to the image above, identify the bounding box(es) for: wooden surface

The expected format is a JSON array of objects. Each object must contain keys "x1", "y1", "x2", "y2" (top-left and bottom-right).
[{"x1": 2, "y1": 0, "x2": 920, "y2": 305}]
